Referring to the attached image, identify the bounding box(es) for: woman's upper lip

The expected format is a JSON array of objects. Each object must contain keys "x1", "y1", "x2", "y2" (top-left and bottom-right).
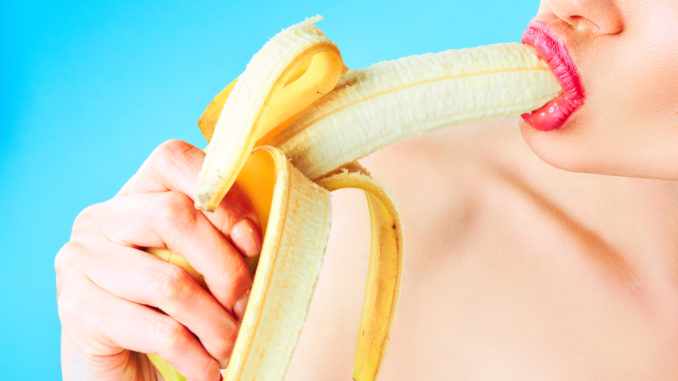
[{"x1": 520, "y1": 21, "x2": 586, "y2": 131}]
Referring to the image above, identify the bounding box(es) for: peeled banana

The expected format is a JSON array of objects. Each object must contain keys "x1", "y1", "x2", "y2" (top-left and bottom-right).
[{"x1": 148, "y1": 15, "x2": 561, "y2": 381}]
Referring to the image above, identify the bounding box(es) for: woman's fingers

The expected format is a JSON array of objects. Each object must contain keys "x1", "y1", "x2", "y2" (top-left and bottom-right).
[
  {"x1": 73, "y1": 192, "x2": 251, "y2": 312},
  {"x1": 118, "y1": 139, "x2": 262, "y2": 257},
  {"x1": 57, "y1": 261, "x2": 222, "y2": 381},
  {"x1": 117, "y1": 139, "x2": 205, "y2": 197},
  {"x1": 230, "y1": 218, "x2": 262, "y2": 258},
  {"x1": 63, "y1": 240, "x2": 239, "y2": 366},
  {"x1": 57, "y1": 139, "x2": 266, "y2": 380}
]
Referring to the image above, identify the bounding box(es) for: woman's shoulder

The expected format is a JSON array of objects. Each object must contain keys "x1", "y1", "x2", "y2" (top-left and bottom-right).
[
  {"x1": 363, "y1": 116, "x2": 678, "y2": 281},
  {"x1": 361, "y1": 118, "x2": 555, "y2": 232},
  {"x1": 361, "y1": 117, "x2": 543, "y2": 201},
  {"x1": 360, "y1": 117, "x2": 624, "y2": 257},
  {"x1": 287, "y1": 118, "x2": 678, "y2": 380}
]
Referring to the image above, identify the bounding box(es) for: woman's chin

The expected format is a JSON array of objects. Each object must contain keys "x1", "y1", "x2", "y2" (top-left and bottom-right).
[
  {"x1": 518, "y1": 118, "x2": 678, "y2": 181},
  {"x1": 518, "y1": 116, "x2": 594, "y2": 175}
]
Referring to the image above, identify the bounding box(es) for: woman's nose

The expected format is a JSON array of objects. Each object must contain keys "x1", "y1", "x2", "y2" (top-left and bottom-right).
[{"x1": 540, "y1": 0, "x2": 624, "y2": 35}]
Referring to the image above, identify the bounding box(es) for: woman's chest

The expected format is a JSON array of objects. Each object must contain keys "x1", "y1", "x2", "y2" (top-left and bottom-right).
[{"x1": 285, "y1": 140, "x2": 678, "y2": 380}]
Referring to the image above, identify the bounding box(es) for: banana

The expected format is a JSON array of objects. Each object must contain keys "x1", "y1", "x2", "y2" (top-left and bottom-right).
[
  {"x1": 195, "y1": 16, "x2": 346, "y2": 211},
  {"x1": 149, "y1": 146, "x2": 334, "y2": 381},
  {"x1": 147, "y1": 15, "x2": 561, "y2": 381},
  {"x1": 316, "y1": 167, "x2": 402, "y2": 381},
  {"x1": 271, "y1": 43, "x2": 561, "y2": 180}
]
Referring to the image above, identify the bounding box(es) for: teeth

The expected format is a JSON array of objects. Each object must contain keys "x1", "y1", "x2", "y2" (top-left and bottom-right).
[{"x1": 147, "y1": 16, "x2": 561, "y2": 381}]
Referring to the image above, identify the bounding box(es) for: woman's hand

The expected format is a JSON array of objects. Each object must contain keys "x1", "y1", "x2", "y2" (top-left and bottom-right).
[{"x1": 55, "y1": 140, "x2": 263, "y2": 381}]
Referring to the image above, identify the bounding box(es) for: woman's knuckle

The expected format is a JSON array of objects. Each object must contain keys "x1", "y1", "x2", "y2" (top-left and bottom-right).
[
  {"x1": 155, "y1": 316, "x2": 189, "y2": 350},
  {"x1": 56, "y1": 291, "x2": 80, "y2": 326},
  {"x1": 231, "y1": 260, "x2": 251, "y2": 288},
  {"x1": 71, "y1": 203, "x2": 102, "y2": 233},
  {"x1": 54, "y1": 241, "x2": 89, "y2": 287},
  {"x1": 157, "y1": 192, "x2": 195, "y2": 226},
  {"x1": 54, "y1": 243, "x2": 89, "y2": 323},
  {"x1": 220, "y1": 187, "x2": 247, "y2": 219},
  {"x1": 155, "y1": 265, "x2": 193, "y2": 306},
  {"x1": 153, "y1": 139, "x2": 194, "y2": 167},
  {"x1": 54, "y1": 242, "x2": 76, "y2": 274},
  {"x1": 211, "y1": 329, "x2": 237, "y2": 360},
  {"x1": 217, "y1": 260, "x2": 251, "y2": 304}
]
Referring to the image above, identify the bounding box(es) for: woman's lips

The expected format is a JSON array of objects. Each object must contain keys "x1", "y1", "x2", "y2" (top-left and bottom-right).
[{"x1": 521, "y1": 22, "x2": 585, "y2": 131}]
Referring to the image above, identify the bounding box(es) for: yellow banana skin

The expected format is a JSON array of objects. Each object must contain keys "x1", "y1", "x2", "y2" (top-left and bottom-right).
[
  {"x1": 317, "y1": 168, "x2": 403, "y2": 381},
  {"x1": 195, "y1": 17, "x2": 345, "y2": 211},
  {"x1": 197, "y1": 78, "x2": 238, "y2": 142},
  {"x1": 226, "y1": 147, "x2": 332, "y2": 381},
  {"x1": 151, "y1": 146, "x2": 334, "y2": 381},
  {"x1": 148, "y1": 15, "x2": 561, "y2": 381}
]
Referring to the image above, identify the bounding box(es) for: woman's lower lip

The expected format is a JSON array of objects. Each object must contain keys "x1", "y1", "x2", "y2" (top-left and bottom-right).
[
  {"x1": 520, "y1": 22, "x2": 585, "y2": 131},
  {"x1": 521, "y1": 92, "x2": 583, "y2": 132}
]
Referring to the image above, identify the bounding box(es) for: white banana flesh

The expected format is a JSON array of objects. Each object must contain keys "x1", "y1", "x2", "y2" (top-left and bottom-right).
[
  {"x1": 273, "y1": 43, "x2": 561, "y2": 180},
  {"x1": 196, "y1": 16, "x2": 343, "y2": 211},
  {"x1": 148, "y1": 15, "x2": 561, "y2": 381}
]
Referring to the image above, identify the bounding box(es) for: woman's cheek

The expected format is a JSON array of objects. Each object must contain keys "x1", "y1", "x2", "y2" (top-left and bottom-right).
[
  {"x1": 518, "y1": 1, "x2": 678, "y2": 179},
  {"x1": 520, "y1": 34, "x2": 678, "y2": 177},
  {"x1": 621, "y1": 35, "x2": 678, "y2": 126},
  {"x1": 622, "y1": 2, "x2": 678, "y2": 131}
]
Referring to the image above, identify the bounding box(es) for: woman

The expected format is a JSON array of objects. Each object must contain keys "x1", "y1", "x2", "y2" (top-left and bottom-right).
[{"x1": 56, "y1": 0, "x2": 678, "y2": 379}]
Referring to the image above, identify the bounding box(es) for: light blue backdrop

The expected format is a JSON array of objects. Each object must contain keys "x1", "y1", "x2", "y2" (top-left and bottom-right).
[{"x1": 1, "y1": 0, "x2": 538, "y2": 378}]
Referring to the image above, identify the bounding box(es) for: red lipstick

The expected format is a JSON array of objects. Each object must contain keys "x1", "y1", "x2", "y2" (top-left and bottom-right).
[{"x1": 521, "y1": 22, "x2": 585, "y2": 131}]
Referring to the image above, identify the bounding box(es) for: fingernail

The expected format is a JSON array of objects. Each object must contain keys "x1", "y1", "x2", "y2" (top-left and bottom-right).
[
  {"x1": 234, "y1": 290, "x2": 250, "y2": 321},
  {"x1": 231, "y1": 218, "x2": 262, "y2": 257}
]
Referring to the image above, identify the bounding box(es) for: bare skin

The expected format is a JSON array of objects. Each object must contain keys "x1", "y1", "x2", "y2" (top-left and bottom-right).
[
  {"x1": 56, "y1": 140, "x2": 262, "y2": 381},
  {"x1": 57, "y1": 0, "x2": 678, "y2": 379},
  {"x1": 286, "y1": 119, "x2": 678, "y2": 380},
  {"x1": 285, "y1": 1, "x2": 678, "y2": 376},
  {"x1": 520, "y1": 0, "x2": 678, "y2": 179}
]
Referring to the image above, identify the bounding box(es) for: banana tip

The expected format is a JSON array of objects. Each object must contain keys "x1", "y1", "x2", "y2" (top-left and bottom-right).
[{"x1": 195, "y1": 194, "x2": 216, "y2": 212}]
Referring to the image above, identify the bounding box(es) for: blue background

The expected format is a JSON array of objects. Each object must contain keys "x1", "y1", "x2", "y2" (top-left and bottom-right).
[{"x1": 1, "y1": 0, "x2": 538, "y2": 378}]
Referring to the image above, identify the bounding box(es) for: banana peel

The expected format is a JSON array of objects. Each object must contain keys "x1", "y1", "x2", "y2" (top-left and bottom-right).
[{"x1": 148, "y1": 15, "x2": 561, "y2": 381}]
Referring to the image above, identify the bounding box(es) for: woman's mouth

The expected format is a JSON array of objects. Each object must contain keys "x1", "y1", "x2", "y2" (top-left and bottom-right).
[{"x1": 521, "y1": 22, "x2": 585, "y2": 131}]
